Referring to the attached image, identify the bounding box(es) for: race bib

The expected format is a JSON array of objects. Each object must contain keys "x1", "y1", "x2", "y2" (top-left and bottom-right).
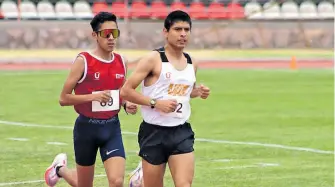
[
  {"x1": 92, "y1": 90, "x2": 120, "y2": 112},
  {"x1": 161, "y1": 97, "x2": 189, "y2": 119}
]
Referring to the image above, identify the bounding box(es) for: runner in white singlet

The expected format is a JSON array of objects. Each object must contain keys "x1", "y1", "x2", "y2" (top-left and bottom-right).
[{"x1": 121, "y1": 10, "x2": 210, "y2": 187}]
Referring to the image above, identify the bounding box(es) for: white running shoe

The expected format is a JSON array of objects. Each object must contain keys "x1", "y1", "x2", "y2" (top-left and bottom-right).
[
  {"x1": 44, "y1": 153, "x2": 67, "y2": 187},
  {"x1": 129, "y1": 161, "x2": 143, "y2": 187}
]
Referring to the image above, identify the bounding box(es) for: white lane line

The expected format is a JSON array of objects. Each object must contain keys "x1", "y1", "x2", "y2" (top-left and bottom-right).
[
  {"x1": 258, "y1": 163, "x2": 280, "y2": 167},
  {"x1": 212, "y1": 159, "x2": 232, "y2": 162},
  {"x1": 0, "y1": 120, "x2": 333, "y2": 155},
  {"x1": 217, "y1": 163, "x2": 280, "y2": 170},
  {"x1": 0, "y1": 174, "x2": 107, "y2": 186},
  {"x1": 7, "y1": 138, "x2": 29, "y2": 141},
  {"x1": 46, "y1": 142, "x2": 68, "y2": 145},
  {"x1": 196, "y1": 138, "x2": 334, "y2": 155},
  {"x1": 0, "y1": 180, "x2": 44, "y2": 186},
  {"x1": 0, "y1": 120, "x2": 136, "y2": 135}
]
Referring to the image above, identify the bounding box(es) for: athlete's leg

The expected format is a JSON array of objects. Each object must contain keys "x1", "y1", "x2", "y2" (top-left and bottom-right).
[
  {"x1": 75, "y1": 165, "x2": 96, "y2": 187},
  {"x1": 57, "y1": 166, "x2": 77, "y2": 186},
  {"x1": 44, "y1": 154, "x2": 94, "y2": 187},
  {"x1": 168, "y1": 153, "x2": 194, "y2": 187},
  {"x1": 168, "y1": 122, "x2": 195, "y2": 187},
  {"x1": 129, "y1": 160, "x2": 143, "y2": 187},
  {"x1": 44, "y1": 153, "x2": 68, "y2": 186},
  {"x1": 99, "y1": 116, "x2": 125, "y2": 187},
  {"x1": 104, "y1": 157, "x2": 125, "y2": 187},
  {"x1": 137, "y1": 121, "x2": 168, "y2": 187},
  {"x1": 57, "y1": 165, "x2": 95, "y2": 187},
  {"x1": 142, "y1": 160, "x2": 166, "y2": 187},
  {"x1": 60, "y1": 115, "x2": 99, "y2": 187}
]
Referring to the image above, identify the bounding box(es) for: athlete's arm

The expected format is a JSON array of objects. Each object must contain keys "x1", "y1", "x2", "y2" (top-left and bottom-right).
[
  {"x1": 120, "y1": 56, "x2": 137, "y2": 115},
  {"x1": 121, "y1": 55, "x2": 129, "y2": 106},
  {"x1": 121, "y1": 52, "x2": 178, "y2": 113},
  {"x1": 59, "y1": 56, "x2": 109, "y2": 106},
  {"x1": 190, "y1": 59, "x2": 201, "y2": 98},
  {"x1": 122, "y1": 55, "x2": 129, "y2": 79},
  {"x1": 120, "y1": 52, "x2": 157, "y2": 106},
  {"x1": 190, "y1": 59, "x2": 210, "y2": 99}
]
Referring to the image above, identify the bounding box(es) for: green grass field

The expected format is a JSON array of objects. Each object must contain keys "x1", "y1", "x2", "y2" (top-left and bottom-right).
[{"x1": 0, "y1": 69, "x2": 333, "y2": 187}]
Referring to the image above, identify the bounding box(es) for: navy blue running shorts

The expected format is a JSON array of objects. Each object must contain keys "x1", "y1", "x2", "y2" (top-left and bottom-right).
[{"x1": 73, "y1": 114, "x2": 125, "y2": 166}]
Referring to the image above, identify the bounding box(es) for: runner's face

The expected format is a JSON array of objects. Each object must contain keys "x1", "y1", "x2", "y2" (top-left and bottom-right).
[
  {"x1": 92, "y1": 21, "x2": 119, "y2": 52},
  {"x1": 164, "y1": 21, "x2": 191, "y2": 49}
]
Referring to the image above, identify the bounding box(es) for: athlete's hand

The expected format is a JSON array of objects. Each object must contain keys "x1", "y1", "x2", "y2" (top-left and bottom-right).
[
  {"x1": 125, "y1": 101, "x2": 137, "y2": 115},
  {"x1": 93, "y1": 90, "x2": 111, "y2": 103},
  {"x1": 199, "y1": 84, "x2": 210, "y2": 99},
  {"x1": 155, "y1": 99, "x2": 178, "y2": 113},
  {"x1": 191, "y1": 86, "x2": 202, "y2": 98}
]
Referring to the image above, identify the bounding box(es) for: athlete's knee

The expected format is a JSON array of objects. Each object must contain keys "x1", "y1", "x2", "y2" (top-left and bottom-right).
[
  {"x1": 174, "y1": 174, "x2": 193, "y2": 187},
  {"x1": 175, "y1": 180, "x2": 192, "y2": 187},
  {"x1": 108, "y1": 176, "x2": 124, "y2": 187},
  {"x1": 77, "y1": 181, "x2": 93, "y2": 187},
  {"x1": 69, "y1": 183, "x2": 78, "y2": 187}
]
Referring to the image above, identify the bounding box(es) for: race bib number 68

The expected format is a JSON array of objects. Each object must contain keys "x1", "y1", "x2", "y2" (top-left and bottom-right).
[{"x1": 92, "y1": 90, "x2": 120, "y2": 112}]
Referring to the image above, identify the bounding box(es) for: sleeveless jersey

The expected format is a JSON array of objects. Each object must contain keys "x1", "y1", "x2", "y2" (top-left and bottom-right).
[
  {"x1": 73, "y1": 51, "x2": 126, "y2": 119},
  {"x1": 141, "y1": 47, "x2": 196, "y2": 127}
]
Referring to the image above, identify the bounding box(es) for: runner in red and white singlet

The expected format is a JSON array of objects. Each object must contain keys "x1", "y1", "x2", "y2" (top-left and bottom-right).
[{"x1": 44, "y1": 12, "x2": 137, "y2": 187}]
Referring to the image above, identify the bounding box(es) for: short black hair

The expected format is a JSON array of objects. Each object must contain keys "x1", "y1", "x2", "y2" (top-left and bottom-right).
[
  {"x1": 164, "y1": 10, "x2": 192, "y2": 31},
  {"x1": 90, "y1": 12, "x2": 118, "y2": 32}
]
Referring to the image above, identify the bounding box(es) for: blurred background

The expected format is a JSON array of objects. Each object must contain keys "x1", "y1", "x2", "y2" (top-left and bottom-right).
[{"x1": 0, "y1": 0, "x2": 333, "y2": 62}]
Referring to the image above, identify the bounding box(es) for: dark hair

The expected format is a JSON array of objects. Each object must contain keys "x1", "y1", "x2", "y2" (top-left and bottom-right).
[
  {"x1": 90, "y1": 12, "x2": 118, "y2": 32},
  {"x1": 164, "y1": 10, "x2": 192, "y2": 31}
]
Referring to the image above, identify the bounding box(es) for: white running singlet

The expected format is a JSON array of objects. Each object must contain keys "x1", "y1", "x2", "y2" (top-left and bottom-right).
[{"x1": 141, "y1": 49, "x2": 196, "y2": 127}]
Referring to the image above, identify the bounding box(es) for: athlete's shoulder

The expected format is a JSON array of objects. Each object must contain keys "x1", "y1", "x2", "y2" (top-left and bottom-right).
[
  {"x1": 183, "y1": 51, "x2": 196, "y2": 62},
  {"x1": 72, "y1": 51, "x2": 91, "y2": 62},
  {"x1": 132, "y1": 51, "x2": 160, "y2": 72},
  {"x1": 183, "y1": 51, "x2": 198, "y2": 71},
  {"x1": 182, "y1": 50, "x2": 193, "y2": 58},
  {"x1": 77, "y1": 51, "x2": 90, "y2": 56},
  {"x1": 149, "y1": 50, "x2": 161, "y2": 59},
  {"x1": 111, "y1": 52, "x2": 123, "y2": 62},
  {"x1": 71, "y1": 51, "x2": 87, "y2": 64},
  {"x1": 112, "y1": 52, "x2": 128, "y2": 66}
]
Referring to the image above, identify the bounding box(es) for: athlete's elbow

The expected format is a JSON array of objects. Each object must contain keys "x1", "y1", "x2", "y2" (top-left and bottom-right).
[
  {"x1": 59, "y1": 98, "x2": 66, "y2": 106},
  {"x1": 59, "y1": 96, "x2": 69, "y2": 106}
]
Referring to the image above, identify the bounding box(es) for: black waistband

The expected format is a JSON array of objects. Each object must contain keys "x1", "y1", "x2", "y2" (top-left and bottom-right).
[{"x1": 142, "y1": 120, "x2": 189, "y2": 129}]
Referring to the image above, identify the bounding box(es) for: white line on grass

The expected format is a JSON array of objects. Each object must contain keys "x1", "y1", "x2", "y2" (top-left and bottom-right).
[
  {"x1": 217, "y1": 163, "x2": 280, "y2": 170},
  {"x1": 218, "y1": 165, "x2": 260, "y2": 169},
  {"x1": 7, "y1": 138, "x2": 29, "y2": 141},
  {"x1": 258, "y1": 163, "x2": 280, "y2": 167},
  {"x1": 46, "y1": 142, "x2": 68, "y2": 145},
  {"x1": 0, "y1": 174, "x2": 106, "y2": 186},
  {"x1": 213, "y1": 159, "x2": 232, "y2": 162},
  {"x1": 0, "y1": 120, "x2": 333, "y2": 155},
  {"x1": 196, "y1": 138, "x2": 334, "y2": 155},
  {"x1": 0, "y1": 120, "x2": 136, "y2": 135},
  {"x1": 0, "y1": 180, "x2": 43, "y2": 186}
]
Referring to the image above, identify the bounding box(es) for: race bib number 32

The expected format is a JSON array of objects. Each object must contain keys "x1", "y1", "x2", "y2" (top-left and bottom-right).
[
  {"x1": 92, "y1": 90, "x2": 120, "y2": 112},
  {"x1": 161, "y1": 97, "x2": 189, "y2": 119}
]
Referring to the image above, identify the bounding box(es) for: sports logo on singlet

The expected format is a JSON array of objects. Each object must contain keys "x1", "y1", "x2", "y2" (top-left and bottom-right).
[
  {"x1": 162, "y1": 83, "x2": 191, "y2": 118},
  {"x1": 94, "y1": 72, "x2": 100, "y2": 80},
  {"x1": 92, "y1": 90, "x2": 120, "y2": 112}
]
